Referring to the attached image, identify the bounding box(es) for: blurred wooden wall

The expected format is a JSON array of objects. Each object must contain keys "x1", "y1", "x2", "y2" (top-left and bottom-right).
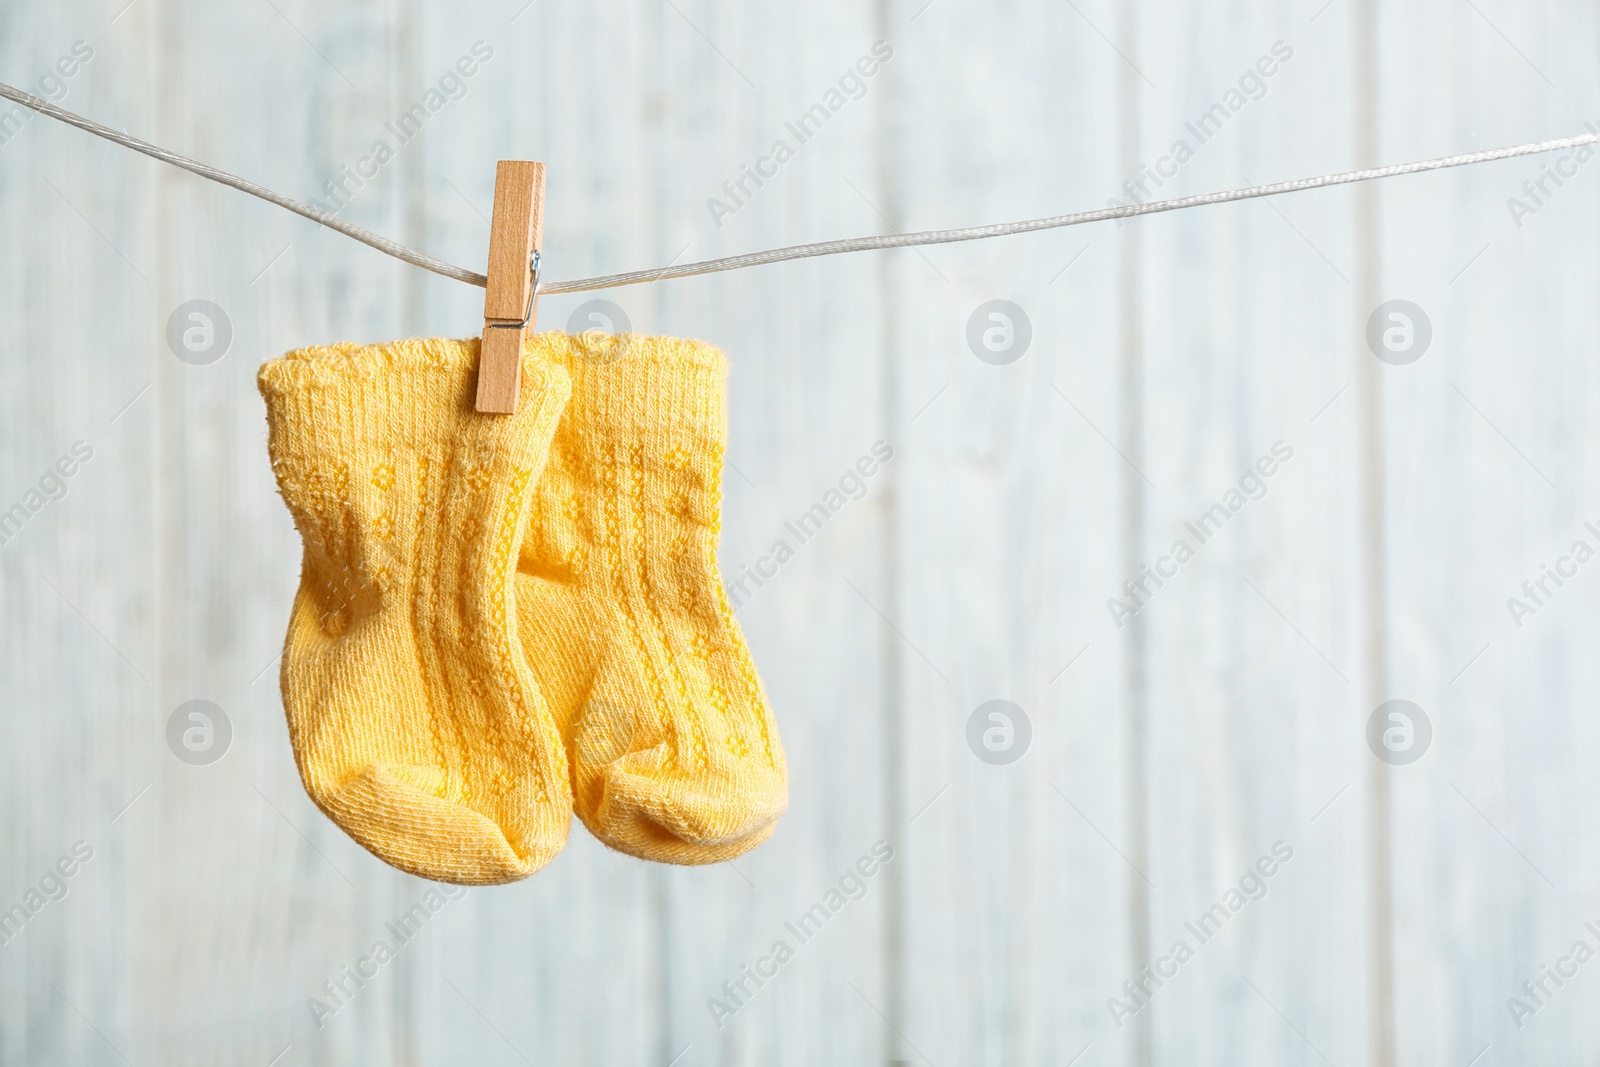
[{"x1": 0, "y1": 0, "x2": 1595, "y2": 1064}]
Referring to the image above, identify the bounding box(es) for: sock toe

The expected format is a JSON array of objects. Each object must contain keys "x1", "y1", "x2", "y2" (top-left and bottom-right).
[
  {"x1": 320, "y1": 761, "x2": 567, "y2": 885},
  {"x1": 582, "y1": 748, "x2": 787, "y2": 864}
]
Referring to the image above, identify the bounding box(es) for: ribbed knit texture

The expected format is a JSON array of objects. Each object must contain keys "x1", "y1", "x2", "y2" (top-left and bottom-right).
[
  {"x1": 516, "y1": 333, "x2": 788, "y2": 864},
  {"x1": 259, "y1": 338, "x2": 573, "y2": 885}
]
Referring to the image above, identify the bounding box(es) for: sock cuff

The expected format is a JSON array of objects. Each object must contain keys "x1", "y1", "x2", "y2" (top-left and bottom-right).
[
  {"x1": 258, "y1": 337, "x2": 571, "y2": 469},
  {"x1": 530, "y1": 333, "x2": 727, "y2": 460}
]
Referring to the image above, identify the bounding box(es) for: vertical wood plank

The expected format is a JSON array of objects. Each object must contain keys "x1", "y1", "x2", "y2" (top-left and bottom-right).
[
  {"x1": 1378, "y1": 1, "x2": 1600, "y2": 1065},
  {"x1": 886, "y1": 0, "x2": 1135, "y2": 1064},
  {"x1": 1100, "y1": 2, "x2": 1376, "y2": 1064}
]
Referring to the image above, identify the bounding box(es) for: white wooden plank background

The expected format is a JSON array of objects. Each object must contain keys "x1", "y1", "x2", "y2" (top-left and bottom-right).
[{"x1": 0, "y1": 1, "x2": 1595, "y2": 1064}]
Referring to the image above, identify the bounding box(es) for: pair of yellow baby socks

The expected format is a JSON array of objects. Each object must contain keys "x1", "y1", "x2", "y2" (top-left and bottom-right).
[{"x1": 258, "y1": 334, "x2": 786, "y2": 885}]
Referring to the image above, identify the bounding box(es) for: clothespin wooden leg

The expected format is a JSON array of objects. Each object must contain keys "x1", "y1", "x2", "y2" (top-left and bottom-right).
[{"x1": 476, "y1": 160, "x2": 545, "y2": 414}]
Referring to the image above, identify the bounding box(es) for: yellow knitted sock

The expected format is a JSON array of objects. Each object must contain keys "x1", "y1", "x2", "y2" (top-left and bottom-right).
[
  {"x1": 515, "y1": 334, "x2": 787, "y2": 864},
  {"x1": 259, "y1": 338, "x2": 574, "y2": 885}
]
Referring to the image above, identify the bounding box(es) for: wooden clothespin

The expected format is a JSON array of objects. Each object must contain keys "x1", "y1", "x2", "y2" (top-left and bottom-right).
[{"x1": 475, "y1": 160, "x2": 546, "y2": 414}]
